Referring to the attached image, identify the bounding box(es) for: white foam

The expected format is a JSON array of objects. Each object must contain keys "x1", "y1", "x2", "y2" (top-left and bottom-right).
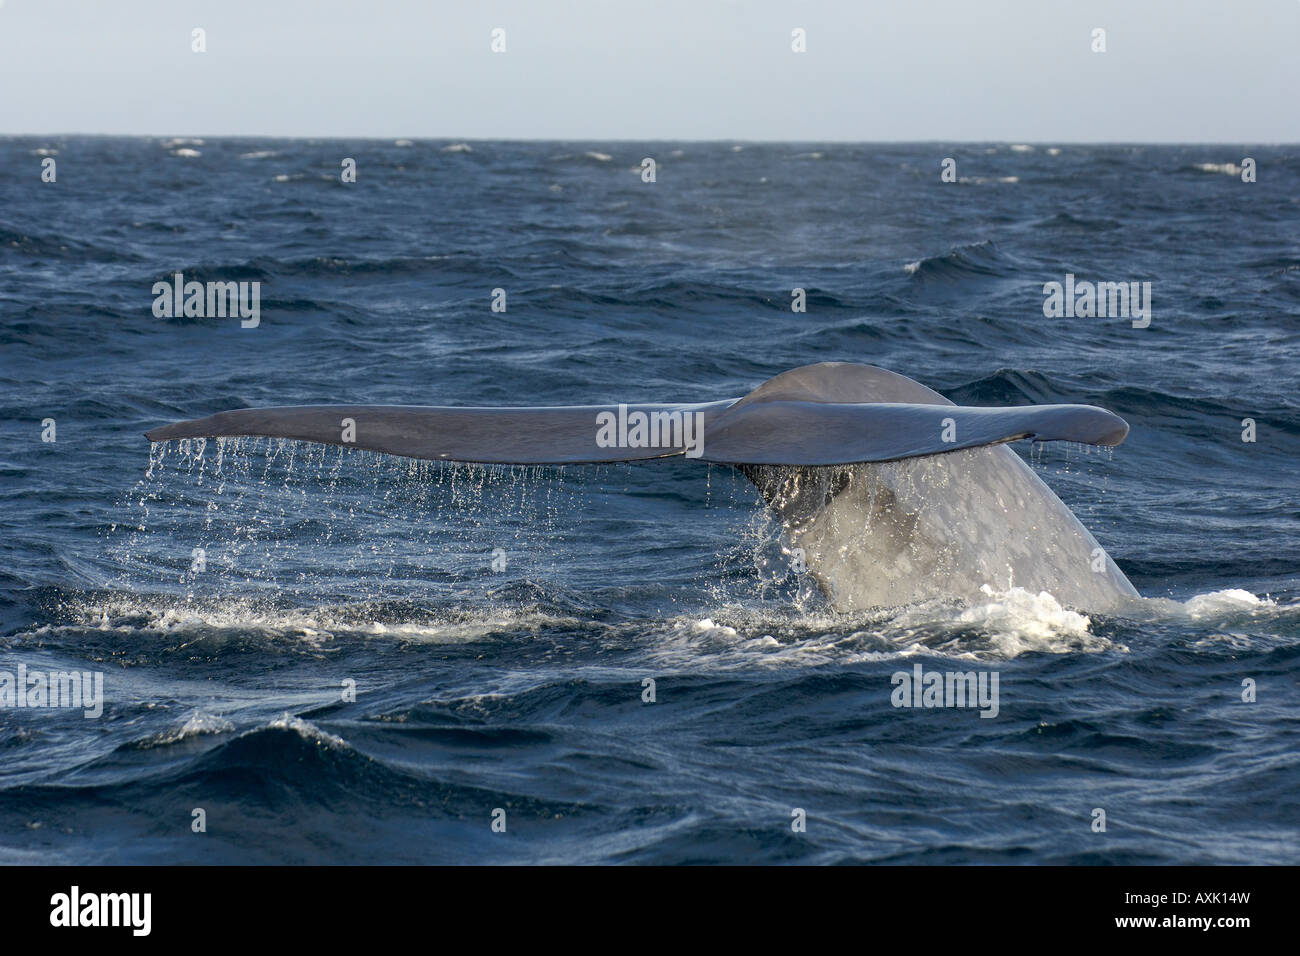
[
  {"x1": 143, "y1": 711, "x2": 235, "y2": 748},
  {"x1": 267, "y1": 714, "x2": 346, "y2": 749},
  {"x1": 1184, "y1": 588, "x2": 1271, "y2": 617},
  {"x1": 675, "y1": 617, "x2": 739, "y2": 637},
  {"x1": 1194, "y1": 162, "x2": 1242, "y2": 175},
  {"x1": 23, "y1": 595, "x2": 585, "y2": 648},
  {"x1": 954, "y1": 584, "x2": 1095, "y2": 656},
  {"x1": 646, "y1": 582, "x2": 1119, "y2": 670},
  {"x1": 1100, "y1": 590, "x2": 1297, "y2": 648}
]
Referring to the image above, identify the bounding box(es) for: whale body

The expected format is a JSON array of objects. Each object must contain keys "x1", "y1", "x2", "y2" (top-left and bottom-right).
[{"x1": 145, "y1": 362, "x2": 1137, "y2": 611}]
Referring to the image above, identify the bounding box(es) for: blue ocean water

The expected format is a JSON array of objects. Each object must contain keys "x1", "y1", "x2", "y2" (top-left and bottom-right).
[{"x1": 0, "y1": 138, "x2": 1297, "y2": 864}]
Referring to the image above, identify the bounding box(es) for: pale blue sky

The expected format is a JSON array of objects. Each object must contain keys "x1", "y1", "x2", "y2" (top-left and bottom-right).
[{"x1": 1, "y1": 0, "x2": 1295, "y2": 141}]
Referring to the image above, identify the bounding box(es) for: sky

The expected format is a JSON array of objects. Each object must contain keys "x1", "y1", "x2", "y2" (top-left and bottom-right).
[{"x1": 0, "y1": 0, "x2": 1296, "y2": 142}]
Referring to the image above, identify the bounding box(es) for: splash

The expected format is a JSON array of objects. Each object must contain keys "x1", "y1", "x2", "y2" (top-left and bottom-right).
[
  {"x1": 111, "y1": 437, "x2": 591, "y2": 607},
  {"x1": 23, "y1": 592, "x2": 587, "y2": 648}
]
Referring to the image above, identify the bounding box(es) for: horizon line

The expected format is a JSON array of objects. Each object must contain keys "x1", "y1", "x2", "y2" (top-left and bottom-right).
[{"x1": 2, "y1": 133, "x2": 1294, "y2": 147}]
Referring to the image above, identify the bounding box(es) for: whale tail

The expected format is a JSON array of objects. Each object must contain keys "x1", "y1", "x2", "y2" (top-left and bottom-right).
[
  {"x1": 145, "y1": 362, "x2": 1136, "y2": 609},
  {"x1": 145, "y1": 362, "x2": 1127, "y2": 465},
  {"x1": 725, "y1": 364, "x2": 1137, "y2": 610}
]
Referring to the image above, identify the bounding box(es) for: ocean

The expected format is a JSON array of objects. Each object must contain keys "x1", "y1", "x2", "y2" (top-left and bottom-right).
[{"x1": 0, "y1": 138, "x2": 1296, "y2": 864}]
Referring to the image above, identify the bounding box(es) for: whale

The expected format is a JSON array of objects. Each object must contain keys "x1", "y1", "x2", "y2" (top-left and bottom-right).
[{"x1": 145, "y1": 362, "x2": 1138, "y2": 611}]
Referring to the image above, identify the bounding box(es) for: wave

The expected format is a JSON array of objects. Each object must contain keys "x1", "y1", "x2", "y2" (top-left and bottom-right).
[
  {"x1": 551, "y1": 151, "x2": 615, "y2": 164},
  {"x1": 124, "y1": 710, "x2": 236, "y2": 749},
  {"x1": 0, "y1": 223, "x2": 144, "y2": 264},
  {"x1": 1122, "y1": 587, "x2": 1296, "y2": 629},
  {"x1": 15, "y1": 593, "x2": 591, "y2": 648},
  {"x1": 1032, "y1": 211, "x2": 1121, "y2": 231},
  {"x1": 1097, "y1": 384, "x2": 1300, "y2": 438},
  {"x1": 20, "y1": 582, "x2": 1294, "y2": 668},
  {"x1": 297, "y1": 253, "x2": 505, "y2": 279},
  {"x1": 0, "y1": 710, "x2": 591, "y2": 863},
  {"x1": 150, "y1": 261, "x2": 274, "y2": 284},
  {"x1": 943, "y1": 367, "x2": 1062, "y2": 405},
  {"x1": 902, "y1": 240, "x2": 1019, "y2": 282},
  {"x1": 651, "y1": 587, "x2": 1300, "y2": 670}
]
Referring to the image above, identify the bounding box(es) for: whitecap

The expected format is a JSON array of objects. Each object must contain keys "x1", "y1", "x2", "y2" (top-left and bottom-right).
[
  {"x1": 1194, "y1": 162, "x2": 1242, "y2": 175},
  {"x1": 267, "y1": 714, "x2": 347, "y2": 749},
  {"x1": 141, "y1": 710, "x2": 235, "y2": 748}
]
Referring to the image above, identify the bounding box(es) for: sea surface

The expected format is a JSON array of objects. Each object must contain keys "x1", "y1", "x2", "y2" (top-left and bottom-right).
[{"x1": 0, "y1": 138, "x2": 1297, "y2": 864}]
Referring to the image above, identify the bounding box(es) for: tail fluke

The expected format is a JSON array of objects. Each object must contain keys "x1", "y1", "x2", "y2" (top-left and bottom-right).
[{"x1": 145, "y1": 363, "x2": 1127, "y2": 466}]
